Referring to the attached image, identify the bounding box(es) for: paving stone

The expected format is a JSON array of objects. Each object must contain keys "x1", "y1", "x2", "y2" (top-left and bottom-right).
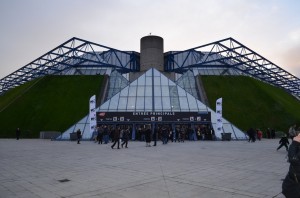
[{"x1": 0, "y1": 139, "x2": 288, "y2": 197}]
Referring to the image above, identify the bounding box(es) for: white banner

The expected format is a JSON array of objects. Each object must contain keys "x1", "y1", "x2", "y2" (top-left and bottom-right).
[
  {"x1": 216, "y1": 98, "x2": 223, "y2": 134},
  {"x1": 89, "y1": 95, "x2": 96, "y2": 135}
]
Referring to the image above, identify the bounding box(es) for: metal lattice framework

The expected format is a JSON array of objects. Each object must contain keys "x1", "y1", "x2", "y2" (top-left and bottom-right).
[
  {"x1": 165, "y1": 37, "x2": 300, "y2": 97},
  {"x1": 1, "y1": 37, "x2": 299, "y2": 98},
  {"x1": 0, "y1": 37, "x2": 139, "y2": 95}
]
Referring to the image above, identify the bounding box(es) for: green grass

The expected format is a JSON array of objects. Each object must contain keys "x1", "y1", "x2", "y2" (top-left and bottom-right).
[
  {"x1": 0, "y1": 75, "x2": 104, "y2": 138},
  {"x1": 1, "y1": 74, "x2": 299, "y2": 138},
  {"x1": 201, "y1": 75, "x2": 300, "y2": 135}
]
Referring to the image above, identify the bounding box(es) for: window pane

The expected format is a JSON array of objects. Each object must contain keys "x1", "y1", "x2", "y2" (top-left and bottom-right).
[
  {"x1": 161, "y1": 86, "x2": 170, "y2": 96},
  {"x1": 109, "y1": 94, "x2": 120, "y2": 110},
  {"x1": 145, "y1": 77, "x2": 152, "y2": 85},
  {"x1": 145, "y1": 86, "x2": 152, "y2": 96},
  {"x1": 179, "y1": 97, "x2": 189, "y2": 110},
  {"x1": 127, "y1": 97, "x2": 136, "y2": 110},
  {"x1": 154, "y1": 76, "x2": 160, "y2": 86},
  {"x1": 154, "y1": 85, "x2": 161, "y2": 96},
  {"x1": 137, "y1": 86, "x2": 144, "y2": 96},
  {"x1": 144, "y1": 97, "x2": 152, "y2": 111},
  {"x1": 136, "y1": 97, "x2": 144, "y2": 110},
  {"x1": 187, "y1": 94, "x2": 197, "y2": 110},
  {"x1": 154, "y1": 96, "x2": 162, "y2": 111},
  {"x1": 118, "y1": 97, "x2": 127, "y2": 110},
  {"x1": 128, "y1": 86, "x2": 137, "y2": 96},
  {"x1": 162, "y1": 96, "x2": 171, "y2": 110}
]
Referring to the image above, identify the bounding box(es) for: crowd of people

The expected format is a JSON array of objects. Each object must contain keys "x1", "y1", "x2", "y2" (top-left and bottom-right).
[{"x1": 86, "y1": 124, "x2": 216, "y2": 148}]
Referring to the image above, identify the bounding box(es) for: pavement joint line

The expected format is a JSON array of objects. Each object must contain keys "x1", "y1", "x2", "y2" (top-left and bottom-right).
[{"x1": 166, "y1": 176, "x2": 271, "y2": 198}]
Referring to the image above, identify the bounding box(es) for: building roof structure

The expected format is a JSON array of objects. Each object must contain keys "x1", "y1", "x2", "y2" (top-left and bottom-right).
[{"x1": 1, "y1": 36, "x2": 299, "y2": 140}]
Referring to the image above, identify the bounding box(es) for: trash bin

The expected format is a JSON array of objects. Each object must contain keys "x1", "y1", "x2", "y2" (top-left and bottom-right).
[
  {"x1": 70, "y1": 132, "x2": 77, "y2": 141},
  {"x1": 221, "y1": 133, "x2": 231, "y2": 141}
]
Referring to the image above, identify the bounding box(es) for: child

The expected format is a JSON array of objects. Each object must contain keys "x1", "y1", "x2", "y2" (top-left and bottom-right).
[{"x1": 277, "y1": 134, "x2": 290, "y2": 151}]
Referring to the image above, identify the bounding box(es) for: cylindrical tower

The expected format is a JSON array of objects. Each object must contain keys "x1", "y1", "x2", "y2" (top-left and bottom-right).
[{"x1": 140, "y1": 35, "x2": 164, "y2": 71}]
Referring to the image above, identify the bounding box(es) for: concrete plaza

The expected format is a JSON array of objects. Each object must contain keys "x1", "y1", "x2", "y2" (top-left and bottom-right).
[{"x1": 0, "y1": 139, "x2": 289, "y2": 198}]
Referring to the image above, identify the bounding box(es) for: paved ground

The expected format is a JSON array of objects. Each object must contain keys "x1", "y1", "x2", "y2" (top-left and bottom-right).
[{"x1": 0, "y1": 139, "x2": 289, "y2": 198}]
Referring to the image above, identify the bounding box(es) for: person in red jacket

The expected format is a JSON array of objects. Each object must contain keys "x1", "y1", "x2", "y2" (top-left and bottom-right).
[{"x1": 257, "y1": 129, "x2": 263, "y2": 141}]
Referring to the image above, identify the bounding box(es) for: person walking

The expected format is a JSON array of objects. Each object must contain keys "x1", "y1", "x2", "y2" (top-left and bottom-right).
[
  {"x1": 277, "y1": 135, "x2": 290, "y2": 151},
  {"x1": 145, "y1": 125, "x2": 151, "y2": 147},
  {"x1": 247, "y1": 127, "x2": 256, "y2": 142},
  {"x1": 162, "y1": 126, "x2": 168, "y2": 144},
  {"x1": 111, "y1": 127, "x2": 120, "y2": 149},
  {"x1": 76, "y1": 129, "x2": 82, "y2": 144},
  {"x1": 153, "y1": 126, "x2": 157, "y2": 146},
  {"x1": 16, "y1": 128, "x2": 21, "y2": 140},
  {"x1": 103, "y1": 125, "x2": 109, "y2": 144},
  {"x1": 121, "y1": 128, "x2": 129, "y2": 148},
  {"x1": 289, "y1": 124, "x2": 297, "y2": 141},
  {"x1": 97, "y1": 126, "x2": 103, "y2": 144},
  {"x1": 282, "y1": 133, "x2": 300, "y2": 197},
  {"x1": 257, "y1": 129, "x2": 263, "y2": 141}
]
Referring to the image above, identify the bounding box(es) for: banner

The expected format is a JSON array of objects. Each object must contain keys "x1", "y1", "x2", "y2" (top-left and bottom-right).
[
  {"x1": 97, "y1": 111, "x2": 211, "y2": 123},
  {"x1": 216, "y1": 98, "x2": 223, "y2": 134},
  {"x1": 89, "y1": 95, "x2": 96, "y2": 135}
]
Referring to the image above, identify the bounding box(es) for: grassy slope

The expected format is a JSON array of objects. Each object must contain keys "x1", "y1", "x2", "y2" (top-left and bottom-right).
[
  {"x1": 201, "y1": 76, "x2": 300, "y2": 134},
  {"x1": 0, "y1": 75, "x2": 104, "y2": 138}
]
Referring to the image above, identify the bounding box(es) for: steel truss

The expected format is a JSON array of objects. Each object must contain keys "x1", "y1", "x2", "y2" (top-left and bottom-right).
[
  {"x1": 0, "y1": 37, "x2": 139, "y2": 95},
  {"x1": 165, "y1": 37, "x2": 300, "y2": 98}
]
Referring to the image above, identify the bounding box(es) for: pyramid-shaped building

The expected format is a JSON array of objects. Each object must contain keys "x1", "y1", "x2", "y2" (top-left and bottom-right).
[
  {"x1": 2, "y1": 35, "x2": 299, "y2": 140},
  {"x1": 60, "y1": 67, "x2": 246, "y2": 140}
]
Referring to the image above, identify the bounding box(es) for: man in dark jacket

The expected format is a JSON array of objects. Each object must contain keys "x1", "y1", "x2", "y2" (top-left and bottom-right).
[
  {"x1": 111, "y1": 127, "x2": 120, "y2": 149},
  {"x1": 282, "y1": 133, "x2": 300, "y2": 197},
  {"x1": 277, "y1": 135, "x2": 290, "y2": 151},
  {"x1": 145, "y1": 125, "x2": 151, "y2": 147},
  {"x1": 247, "y1": 127, "x2": 256, "y2": 143},
  {"x1": 121, "y1": 128, "x2": 129, "y2": 148},
  {"x1": 76, "y1": 129, "x2": 81, "y2": 144}
]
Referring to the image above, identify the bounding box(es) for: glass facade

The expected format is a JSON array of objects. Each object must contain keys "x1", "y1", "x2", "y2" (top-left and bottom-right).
[
  {"x1": 59, "y1": 68, "x2": 247, "y2": 140},
  {"x1": 98, "y1": 68, "x2": 208, "y2": 112},
  {"x1": 176, "y1": 70, "x2": 199, "y2": 99}
]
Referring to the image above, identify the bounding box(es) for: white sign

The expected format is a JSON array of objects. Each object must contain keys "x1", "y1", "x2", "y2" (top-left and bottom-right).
[
  {"x1": 216, "y1": 98, "x2": 223, "y2": 134},
  {"x1": 89, "y1": 95, "x2": 96, "y2": 135}
]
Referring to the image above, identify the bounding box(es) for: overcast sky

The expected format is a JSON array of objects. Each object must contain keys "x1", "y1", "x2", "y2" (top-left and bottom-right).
[{"x1": 0, "y1": 0, "x2": 299, "y2": 79}]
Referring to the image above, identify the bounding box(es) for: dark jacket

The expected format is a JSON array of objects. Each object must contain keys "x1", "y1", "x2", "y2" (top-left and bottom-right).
[
  {"x1": 282, "y1": 141, "x2": 300, "y2": 198},
  {"x1": 145, "y1": 128, "x2": 151, "y2": 143},
  {"x1": 76, "y1": 130, "x2": 81, "y2": 139},
  {"x1": 112, "y1": 129, "x2": 120, "y2": 141},
  {"x1": 279, "y1": 137, "x2": 290, "y2": 145},
  {"x1": 122, "y1": 129, "x2": 129, "y2": 140},
  {"x1": 288, "y1": 141, "x2": 300, "y2": 178}
]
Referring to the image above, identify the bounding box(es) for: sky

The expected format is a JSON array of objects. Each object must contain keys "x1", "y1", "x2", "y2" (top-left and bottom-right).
[{"x1": 0, "y1": 0, "x2": 300, "y2": 79}]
